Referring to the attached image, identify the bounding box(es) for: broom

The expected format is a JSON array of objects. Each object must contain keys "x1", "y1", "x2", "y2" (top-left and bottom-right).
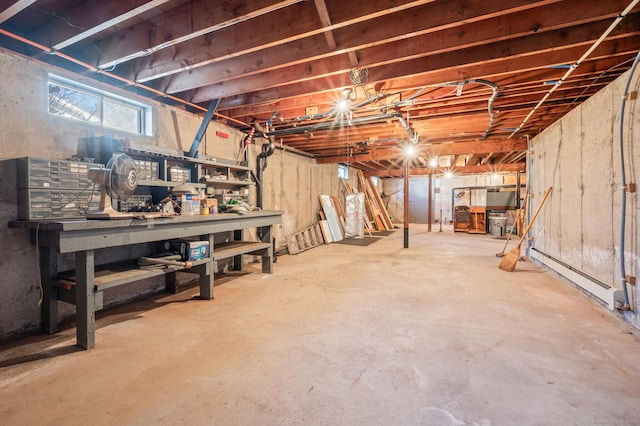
[
  {"x1": 496, "y1": 191, "x2": 529, "y2": 257},
  {"x1": 498, "y1": 186, "x2": 552, "y2": 272}
]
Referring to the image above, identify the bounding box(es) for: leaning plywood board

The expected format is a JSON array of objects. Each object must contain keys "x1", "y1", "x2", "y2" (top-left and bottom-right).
[
  {"x1": 319, "y1": 220, "x2": 333, "y2": 243},
  {"x1": 319, "y1": 195, "x2": 343, "y2": 242},
  {"x1": 356, "y1": 170, "x2": 388, "y2": 231},
  {"x1": 367, "y1": 176, "x2": 393, "y2": 229}
]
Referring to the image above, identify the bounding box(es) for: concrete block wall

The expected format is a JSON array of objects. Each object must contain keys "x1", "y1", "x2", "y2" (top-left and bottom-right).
[
  {"x1": 0, "y1": 49, "x2": 343, "y2": 339},
  {"x1": 529, "y1": 67, "x2": 640, "y2": 328}
]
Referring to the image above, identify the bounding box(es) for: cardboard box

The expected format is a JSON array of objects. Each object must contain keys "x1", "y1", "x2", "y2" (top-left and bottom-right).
[
  {"x1": 174, "y1": 194, "x2": 200, "y2": 215},
  {"x1": 171, "y1": 240, "x2": 210, "y2": 261},
  {"x1": 204, "y1": 198, "x2": 218, "y2": 208}
]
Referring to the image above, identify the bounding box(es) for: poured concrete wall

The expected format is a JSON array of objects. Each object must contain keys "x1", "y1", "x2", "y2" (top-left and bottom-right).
[
  {"x1": 0, "y1": 49, "x2": 342, "y2": 339},
  {"x1": 529, "y1": 67, "x2": 640, "y2": 328}
]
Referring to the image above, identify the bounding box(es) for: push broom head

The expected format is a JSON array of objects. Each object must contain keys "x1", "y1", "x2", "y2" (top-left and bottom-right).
[{"x1": 498, "y1": 245, "x2": 521, "y2": 272}]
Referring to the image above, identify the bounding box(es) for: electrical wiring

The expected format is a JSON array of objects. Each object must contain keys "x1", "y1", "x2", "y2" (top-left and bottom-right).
[
  {"x1": 34, "y1": 181, "x2": 96, "y2": 306},
  {"x1": 550, "y1": 56, "x2": 637, "y2": 122}
]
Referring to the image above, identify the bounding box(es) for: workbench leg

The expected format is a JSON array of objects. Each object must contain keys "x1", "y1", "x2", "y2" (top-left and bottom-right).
[
  {"x1": 40, "y1": 246, "x2": 59, "y2": 333},
  {"x1": 165, "y1": 271, "x2": 178, "y2": 293},
  {"x1": 199, "y1": 234, "x2": 214, "y2": 300},
  {"x1": 233, "y1": 229, "x2": 244, "y2": 271},
  {"x1": 260, "y1": 225, "x2": 273, "y2": 274},
  {"x1": 75, "y1": 250, "x2": 95, "y2": 350}
]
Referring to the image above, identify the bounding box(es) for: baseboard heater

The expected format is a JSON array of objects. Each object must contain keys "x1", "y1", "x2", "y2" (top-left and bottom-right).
[{"x1": 529, "y1": 247, "x2": 623, "y2": 310}]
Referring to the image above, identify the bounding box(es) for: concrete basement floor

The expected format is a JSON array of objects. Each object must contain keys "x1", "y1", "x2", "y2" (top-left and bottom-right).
[{"x1": 1, "y1": 225, "x2": 639, "y2": 425}]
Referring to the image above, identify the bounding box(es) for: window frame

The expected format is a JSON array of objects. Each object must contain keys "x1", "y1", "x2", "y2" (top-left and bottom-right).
[
  {"x1": 338, "y1": 164, "x2": 349, "y2": 179},
  {"x1": 48, "y1": 74, "x2": 152, "y2": 136}
]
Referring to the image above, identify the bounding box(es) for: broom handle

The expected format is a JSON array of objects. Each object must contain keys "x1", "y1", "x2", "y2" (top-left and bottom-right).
[
  {"x1": 502, "y1": 191, "x2": 528, "y2": 249},
  {"x1": 515, "y1": 186, "x2": 553, "y2": 246}
]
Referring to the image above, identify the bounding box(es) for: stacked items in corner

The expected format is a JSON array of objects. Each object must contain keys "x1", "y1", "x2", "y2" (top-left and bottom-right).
[
  {"x1": 355, "y1": 170, "x2": 393, "y2": 232},
  {"x1": 285, "y1": 173, "x2": 393, "y2": 254}
]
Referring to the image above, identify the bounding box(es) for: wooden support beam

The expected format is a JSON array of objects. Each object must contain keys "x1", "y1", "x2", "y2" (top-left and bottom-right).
[
  {"x1": 314, "y1": 0, "x2": 337, "y2": 49},
  {"x1": 93, "y1": 0, "x2": 306, "y2": 70},
  {"x1": 34, "y1": 0, "x2": 174, "y2": 50},
  {"x1": 367, "y1": 162, "x2": 525, "y2": 177},
  {"x1": 0, "y1": 0, "x2": 37, "y2": 24},
  {"x1": 316, "y1": 140, "x2": 527, "y2": 164},
  {"x1": 161, "y1": 0, "x2": 590, "y2": 94},
  {"x1": 128, "y1": 0, "x2": 436, "y2": 83},
  {"x1": 217, "y1": 32, "x2": 640, "y2": 109}
]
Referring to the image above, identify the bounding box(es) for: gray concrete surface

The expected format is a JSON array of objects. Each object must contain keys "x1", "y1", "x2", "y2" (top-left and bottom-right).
[
  {"x1": 529, "y1": 68, "x2": 640, "y2": 326},
  {"x1": 1, "y1": 225, "x2": 639, "y2": 425}
]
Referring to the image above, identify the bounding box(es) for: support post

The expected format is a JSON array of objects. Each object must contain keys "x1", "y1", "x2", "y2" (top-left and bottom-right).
[
  {"x1": 428, "y1": 173, "x2": 433, "y2": 232},
  {"x1": 516, "y1": 170, "x2": 521, "y2": 209},
  {"x1": 187, "y1": 99, "x2": 220, "y2": 158},
  {"x1": 404, "y1": 157, "x2": 410, "y2": 248}
]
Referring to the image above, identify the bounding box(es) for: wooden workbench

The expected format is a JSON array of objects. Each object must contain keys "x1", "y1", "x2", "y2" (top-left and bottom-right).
[{"x1": 10, "y1": 211, "x2": 283, "y2": 349}]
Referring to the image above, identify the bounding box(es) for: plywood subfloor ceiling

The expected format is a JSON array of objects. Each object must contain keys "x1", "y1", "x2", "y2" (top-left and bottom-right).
[{"x1": 1, "y1": 0, "x2": 639, "y2": 177}]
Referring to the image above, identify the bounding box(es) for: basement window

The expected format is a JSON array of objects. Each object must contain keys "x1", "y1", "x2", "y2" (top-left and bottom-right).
[
  {"x1": 48, "y1": 74, "x2": 152, "y2": 136},
  {"x1": 338, "y1": 164, "x2": 349, "y2": 179}
]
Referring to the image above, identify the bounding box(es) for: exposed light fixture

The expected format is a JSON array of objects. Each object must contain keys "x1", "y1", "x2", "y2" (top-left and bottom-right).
[
  {"x1": 336, "y1": 99, "x2": 350, "y2": 111},
  {"x1": 404, "y1": 144, "x2": 417, "y2": 157},
  {"x1": 444, "y1": 171, "x2": 454, "y2": 179},
  {"x1": 429, "y1": 157, "x2": 438, "y2": 168}
]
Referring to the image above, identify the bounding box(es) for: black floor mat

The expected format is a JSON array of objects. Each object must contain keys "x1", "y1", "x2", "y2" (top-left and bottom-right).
[
  {"x1": 334, "y1": 236, "x2": 382, "y2": 246},
  {"x1": 372, "y1": 230, "x2": 395, "y2": 236}
]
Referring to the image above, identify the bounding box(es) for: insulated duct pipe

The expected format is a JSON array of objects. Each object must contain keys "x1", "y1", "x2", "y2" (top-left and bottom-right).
[
  {"x1": 617, "y1": 49, "x2": 640, "y2": 310},
  {"x1": 262, "y1": 112, "x2": 419, "y2": 144},
  {"x1": 442, "y1": 79, "x2": 499, "y2": 139},
  {"x1": 509, "y1": 0, "x2": 640, "y2": 138}
]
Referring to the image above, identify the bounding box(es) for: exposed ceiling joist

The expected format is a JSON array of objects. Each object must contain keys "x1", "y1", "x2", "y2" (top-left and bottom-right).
[
  {"x1": 2, "y1": 0, "x2": 639, "y2": 176},
  {"x1": 0, "y1": 0, "x2": 37, "y2": 24}
]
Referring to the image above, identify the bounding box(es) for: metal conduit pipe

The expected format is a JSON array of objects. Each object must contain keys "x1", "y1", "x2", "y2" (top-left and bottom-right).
[
  {"x1": 617, "y1": 49, "x2": 640, "y2": 311},
  {"x1": 395, "y1": 114, "x2": 420, "y2": 144},
  {"x1": 441, "y1": 79, "x2": 499, "y2": 139},
  {"x1": 523, "y1": 134, "x2": 532, "y2": 249},
  {"x1": 273, "y1": 144, "x2": 316, "y2": 159},
  {"x1": 294, "y1": 90, "x2": 404, "y2": 122},
  {"x1": 509, "y1": 0, "x2": 640, "y2": 138}
]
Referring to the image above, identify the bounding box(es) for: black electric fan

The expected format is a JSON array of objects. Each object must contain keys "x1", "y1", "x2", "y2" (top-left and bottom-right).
[{"x1": 86, "y1": 153, "x2": 138, "y2": 219}]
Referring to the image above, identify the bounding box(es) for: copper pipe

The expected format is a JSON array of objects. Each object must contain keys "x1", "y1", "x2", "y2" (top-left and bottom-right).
[{"x1": 0, "y1": 28, "x2": 251, "y2": 128}]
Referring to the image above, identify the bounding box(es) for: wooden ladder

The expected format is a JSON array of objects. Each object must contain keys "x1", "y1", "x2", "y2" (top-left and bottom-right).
[{"x1": 286, "y1": 223, "x2": 326, "y2": 254}]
